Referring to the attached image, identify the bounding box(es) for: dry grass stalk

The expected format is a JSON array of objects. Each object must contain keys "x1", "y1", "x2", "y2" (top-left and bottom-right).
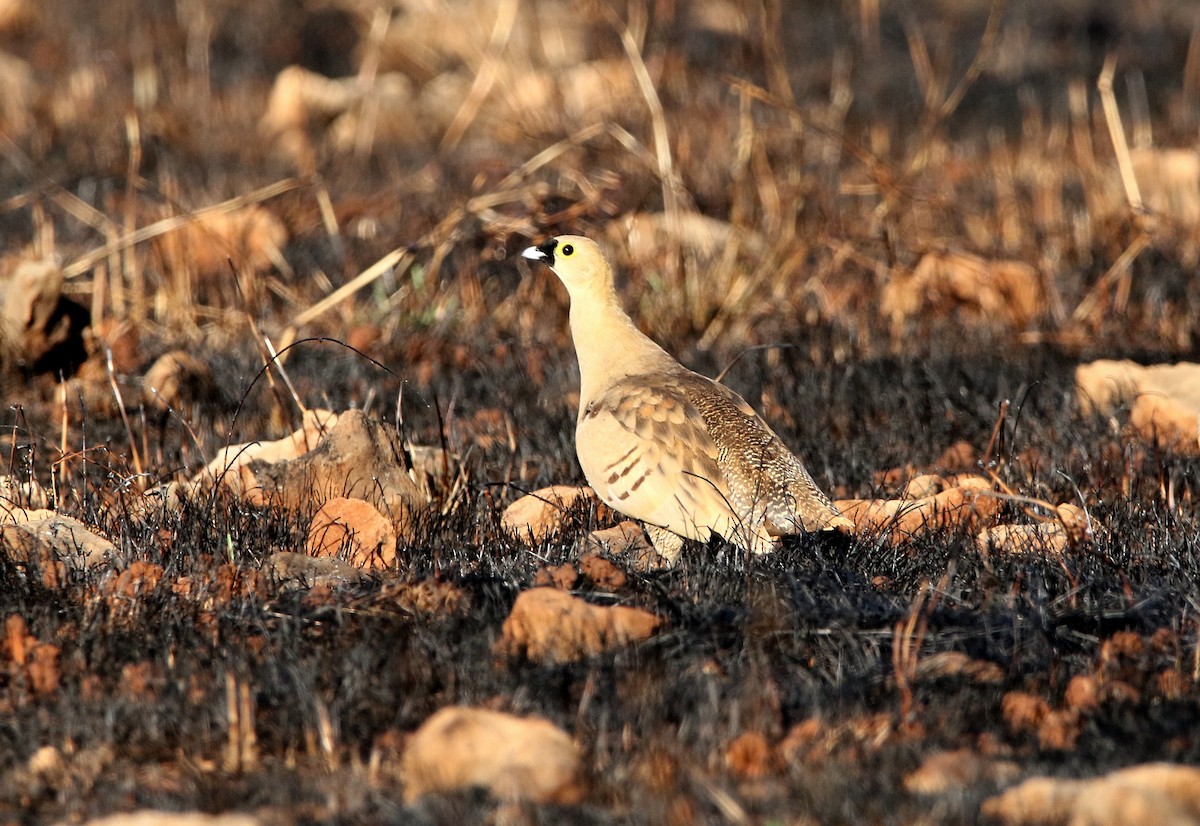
[
  {"x1": 1097, "y1": 54, "x2": 1144, "y2": 213},
  {"x1": 124, "y1": 112, "x2": 144, "y2": 320},
  {"x1": 53, "y1": 383, "x2": 72, "y2": 507},
  {"x1": 350, "y1": 5, "x2": 392, "y2": 158},
  {"x1": 933, "y1": 0, "x2": 1007, "y2": 124},
  {"x1": 223, "y1": 672, "x2": 258, "y2": 773},
  {"x1": 893, "y1": 569, "x2": 953, "y2": 725},
  {"x1": 278, "y1": 247, "x2": 414, "y2": 356},
  {"x1": 439, "y1": 0, "x2": 518, "y2": 152},
  {"x1": 284, "y1": 123, "x2": 637, "y2": 348},
  {"x1": 1071, "y1": 232, "x2": 1152, "y2": 324},
  {"x1": 314, "y1": 696, "x2": 338, "y2": 770},
  {"x1": 63, "y1": 178, "x2": 303, "y2": 280},
  {"x1": 104, "y1": 347, "x2": 143, "y2": 482},
  {"x1": 603, "y1": 3, "x2": 685, "y2": 270}
]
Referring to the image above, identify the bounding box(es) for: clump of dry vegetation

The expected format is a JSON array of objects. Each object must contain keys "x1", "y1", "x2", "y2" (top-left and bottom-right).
[{"x1": 1, "y1": 0, "x2": 1199, "y2": 823}]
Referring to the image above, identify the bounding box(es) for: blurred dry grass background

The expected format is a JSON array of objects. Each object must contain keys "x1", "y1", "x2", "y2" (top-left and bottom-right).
[{"x1": 0, "y1": 0, "x2": 1198, "y2": 390}]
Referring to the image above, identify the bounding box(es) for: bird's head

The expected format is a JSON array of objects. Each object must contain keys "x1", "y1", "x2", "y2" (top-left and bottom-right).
[{"x1": 521, "y1": 235, "x2": 614, "y2": 298}]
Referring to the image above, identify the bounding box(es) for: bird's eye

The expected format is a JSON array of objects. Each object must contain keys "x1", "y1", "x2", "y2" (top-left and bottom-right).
[{"x1": 561, "y1": 244, "x2": 574, "y2": 256}]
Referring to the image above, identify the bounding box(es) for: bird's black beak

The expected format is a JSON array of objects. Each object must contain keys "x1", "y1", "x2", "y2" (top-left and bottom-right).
[{"x1": 521, "y1": 238, "x2": 557, "y2": 266}]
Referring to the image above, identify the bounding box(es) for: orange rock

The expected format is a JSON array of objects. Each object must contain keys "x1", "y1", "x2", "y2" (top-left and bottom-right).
[
  {"x1": 1099, "y1": 631, "x2": 1145, "y2": 680},
  {"x1": 583, "y1": 520, "x2": 652, "y2": 557},
  {"x1": 976, "y1": 523, "x2": 1070, "y2": 555},
  {"x1": 380, "y1": 579, "x2": 467, "y2": 616},
  {"x1": 120, "y1": 661, "x2": 158, "y2": 699},
  {"x1": 778, "y1": 718, "x2": 825, "y2": 765},
  {"x1": 203, "y1": 411, "x2": 428, "y2": 526},
  {"x1": 40, "y1": 559, "x2": 66, "y2": 590},
  {"x1": 306, "y1": 496, "x2": 397, "y2": 571},
  {"x1": 91, "y1": 318, "x2": 140, "y2": 374},
  {"x1": 1001, "y1": 691, "x2": 1049, "y2": 734},
  {"x1": 496, "y1": 587, "x2": 661, "y2": 663},
  {"x1": 881, "y1": 250, "x2": 1044, "y2": 335},
  {"x1": 28, "y1": 642, "x2": 60, "y2": 695},
  {"x1": 665, "y1": 796, "x2": 697, "y2": 826},
  {"x1": 912, "y1": 651, "x2": 1004, "y2": 684},
  {"x1": 874, "y1": 465, "x2": 916, "y2": 489},
  {"x1": 1054, "y1": 503, "x2": 1091, "y2": 542},
  {"x1": 532, "y1": 564, "x2": 579, "y2": 590},
  {"x1": 1155, "y1": 669, "x2": 1188, "y2": 701},
  {"x1": 901, "y1": 473, "x2": 946, "y2": 499},
  {"x1": 197, "y1": 408, "x2": 340, "y2": 497},
  {"x1": 904, "y1": 748, "x2": 1020, "y2": 795},
  {"x1": 1131, "y1": 147, "x2": 1200, "y2": 225},
  {"x1": 265, "y1": 551, "x2": 367, "y2": 590},
  {"x1": 108, "y1": 562, "x2": 166, "y2": 599},
  {"x1": 0, "y1": 0, "x2": 38, "y2": 35},
  {"x1": 1131, "y1": 392, "x2": 1200, "y2": 455},
  {"x1": 0, "y1": 474, "x2": 49, "y2": 514},
  {"x1": 463, "y1": 407, "x2": 510, "y2": 450},
  {"x1": 2, "y1": 512, "x2": 117, "y2": 574},
  {"x1": 834, "y1": 496, "x2": 911, "y2": 533},
  {"x1": 632, "y1": 747, "x2": 683, "y2": 792},
  {"x1": 1075, "y1": 359, "x2": 1145, "y2": 415},
  {"x1": 1037, "y1": 709, "x2": 1081, "y2": 751},
  {"x1": 26, "y1": 745, "x2": 65, "y2": 782},
  {"x1": 1076, "y1": 360, "x2": 1200, "y2": 455},
  {"x1": 154, "y1": 206, "x2": 287, "y2": 292},
  {"x1": 346, "y1": 324, "x2": 380, "y2": 354},
  {"x1": 1150, "y1": 627, "x2": 1179, "y2": 655},
  {"x1": 615, "y1": 211, "x2": 766, "y2": 269},
  {"x1": 1064, "y1": 674, "x2": 1101, "y2": 713},
  {"x1": 837, "y1": 475, "x2": 997, "y2": 542},
  {"x1": 4, "y1": 614, "x2": 33, "y2": 665},
  {"x1": 933, "y1": 440, "x2": 977, "y2": 472},
  {"x1": 725, "y1": 731, "x2": 777, "y2": 779},
  {"x1": 401, "y1": 706, "x2": 583, "y2": 804},
  {"x1": 260, "y1": 65, "x2": 407, "y2": 162},
  {"x1": 0, "y1": 260, "x2": 86, "y2": 374},
  {"x1": 142, "y1": 351, "x2": 218, "y2": 412},
  {"x1": 579, "y1": 553, "x2": 627, "y2": 591},
  {"x1": 1103, "y1": 680, "x2": 1141, "y2": 705},
  {"x1": 982, "y1": 762, "x2": 1200, "y2": 826},
  {"x1": 501, "y1": 485, "x2": 595, "y2": 544},
  {"x1": 80, "y1": 811, "x2": 263, "y2": 825},
  {"x1": 847, "y1": 712, "x2": 899, "y2": 747}
]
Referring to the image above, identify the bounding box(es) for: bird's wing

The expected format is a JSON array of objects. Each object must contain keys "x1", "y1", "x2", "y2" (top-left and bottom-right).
[
  {"x1": 678, "y1": 374, "x2": 849, "y2": 535},
  {"x1": 576, "y1": 375, "x2": 741, "y2": 543}
]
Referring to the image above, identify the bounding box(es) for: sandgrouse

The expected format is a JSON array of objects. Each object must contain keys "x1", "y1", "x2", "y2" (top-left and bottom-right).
[{"x1": 523, "y1": 235, "x2": 851, "y2": 564}]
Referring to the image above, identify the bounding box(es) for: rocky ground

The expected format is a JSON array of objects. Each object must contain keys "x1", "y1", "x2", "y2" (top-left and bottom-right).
[{"x1": 1, "y1": 0, "x2": 1199, "y2": 824}]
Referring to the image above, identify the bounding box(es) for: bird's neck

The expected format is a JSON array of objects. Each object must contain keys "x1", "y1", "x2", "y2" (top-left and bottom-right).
[{"x1": 568, "y1": 290, "x2": 675, "y2": 405}]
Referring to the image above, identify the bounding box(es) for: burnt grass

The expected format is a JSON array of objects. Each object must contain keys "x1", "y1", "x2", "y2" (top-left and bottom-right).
[
  {"x1": 2, "y1": 0, "x2": 1200, "y2": 822},
  {"x1": 3, "y1": 339, "x2": 1199, "y2": 824}
]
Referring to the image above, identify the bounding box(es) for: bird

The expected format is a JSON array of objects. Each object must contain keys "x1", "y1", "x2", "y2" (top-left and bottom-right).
[{"x1": 522, "y1": 234, "x2": 852, "y2": 565}]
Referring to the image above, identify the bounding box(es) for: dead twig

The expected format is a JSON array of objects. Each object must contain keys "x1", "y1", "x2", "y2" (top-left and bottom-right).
[
  {"x1": 893, "y1": 564, "x2": 954, "y2": 726},
  {"x1": 1071, "y1": 231, "x2": 1152, "y2": 325},
  {"x1": 981, "y1": 399, "x2": 1010, "y2": 468},
  {"x1": 1098, "y1": 54, "x2": 1145, "y2": 213},
  {"x1": 224, "y1": 672, "x2": 259, "y2": 773},
  {"x1": 104, "y1": 345, "x2": 144, "y2": 483}
]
